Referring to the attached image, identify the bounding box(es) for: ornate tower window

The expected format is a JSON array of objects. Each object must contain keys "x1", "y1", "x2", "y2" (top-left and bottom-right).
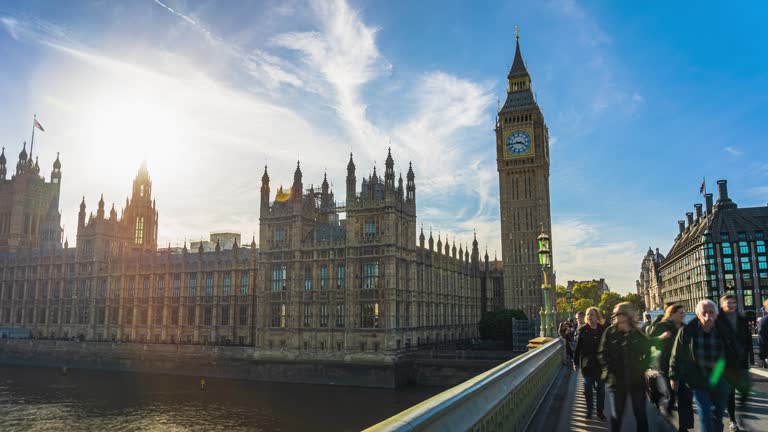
[
  {"x1": 364, "y1": 220, "x2": 377, "y2": 240},
  {"x1": 362, "y1": 261, "x2": 379, "y2": 289},
  {"x1": 135, "y1": 216, "x2": 144, "y2": 244}
]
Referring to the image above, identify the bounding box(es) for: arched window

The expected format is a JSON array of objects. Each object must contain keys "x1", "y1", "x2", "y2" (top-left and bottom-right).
[{"x1": 135, "y1": 216, "x2": 144, "y2": 244}]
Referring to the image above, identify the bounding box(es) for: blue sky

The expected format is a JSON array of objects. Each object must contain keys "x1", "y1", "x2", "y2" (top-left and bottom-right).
[{"x1": 1, "y1": 0, "x2": 767, "y2": 294}]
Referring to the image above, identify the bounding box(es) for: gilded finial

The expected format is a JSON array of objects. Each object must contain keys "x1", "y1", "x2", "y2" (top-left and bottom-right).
[{"x1": 515, "y1": 25, "x2": 519, "y2": 41}]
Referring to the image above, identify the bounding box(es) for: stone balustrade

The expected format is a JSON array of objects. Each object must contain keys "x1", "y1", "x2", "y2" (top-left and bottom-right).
[{"x1": 364, "y1": 338, "x2": 562, "y2": 432}]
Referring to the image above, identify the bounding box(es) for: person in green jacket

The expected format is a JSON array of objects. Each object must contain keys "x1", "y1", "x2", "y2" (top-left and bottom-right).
[
  {"x1": 599, "y1": 302, "x2": 651, "y2": 432},
  {"x1": 650, "y1": 304, "x2": 693, "y2": 430},
  {"x1": 670, "y1": 299, "x2": 737, "y2": 432}
]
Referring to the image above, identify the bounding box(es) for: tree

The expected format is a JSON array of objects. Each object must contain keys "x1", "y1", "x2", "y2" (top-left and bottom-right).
[
  {"x1": 623, "y1": 293, "x2": 646, "y2": 312},
  {"x1": 573, "y1": 298, "x2": 594, "y2": 313},
  {"x1": 556, "y1": 297, "x2": 574, "y2": 314},
  {"x1": 478, "y1": 309, "x2": 529, "y2": 340},
  {"x1": 572, "y1": 281, "x2": 600, "y2": 305},
  {"x1": 599, "y1": 292, "x2": 624, "y2": 318},
  {"x1": 555, "y1": 285, "x2": 568, "y2": 300}
]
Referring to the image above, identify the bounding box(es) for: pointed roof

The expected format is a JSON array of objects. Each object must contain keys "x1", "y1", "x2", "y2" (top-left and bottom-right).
[
  {"x1": 0, "y1": 146, "x2": 5, "y2": 165},
  {"x1": 507, "y1": 29, "x2": 529, "y2": 79}
]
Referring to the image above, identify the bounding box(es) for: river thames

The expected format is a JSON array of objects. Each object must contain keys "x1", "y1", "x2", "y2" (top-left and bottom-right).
[{"x1": 0, "y1": 365, "x2": 442, "y2": 431}]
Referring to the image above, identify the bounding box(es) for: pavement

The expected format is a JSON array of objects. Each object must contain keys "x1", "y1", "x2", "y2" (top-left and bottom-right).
[{"x1": 532, "y1": 365, "x2": 768, "y2": 432}]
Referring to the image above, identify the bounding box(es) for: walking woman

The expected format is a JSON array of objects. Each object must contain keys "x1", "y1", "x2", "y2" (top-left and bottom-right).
[
  {"x1": 599, "y1": 302, "x2": 651, "y2": 432},
  {"x1": 651, "y1": 304, "x2": 693, "y2": 431},
  {"x1": 573, "y1": 306, "x2": 607, "y2": 420}
]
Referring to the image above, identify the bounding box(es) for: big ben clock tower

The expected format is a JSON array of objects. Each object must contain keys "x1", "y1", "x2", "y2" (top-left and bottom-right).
[{"x1": 496, "y1": 30, "x2": 553, "y2": 319}]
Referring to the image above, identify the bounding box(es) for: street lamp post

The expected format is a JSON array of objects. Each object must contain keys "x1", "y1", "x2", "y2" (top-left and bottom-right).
[{"x1": 537, "y1": 230, "x2": 553, "y2": 338}]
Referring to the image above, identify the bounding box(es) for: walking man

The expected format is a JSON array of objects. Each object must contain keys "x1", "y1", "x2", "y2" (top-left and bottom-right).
[
  {"x1": 716, "y1": 294, "x2": 752, "y2": 431},
  {"x1": 670, "y1": 299, "x2": 736, "y2": 432}
]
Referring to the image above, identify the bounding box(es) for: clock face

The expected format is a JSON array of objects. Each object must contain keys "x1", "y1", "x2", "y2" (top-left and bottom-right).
[{"x1": 506, "y1": 130, "x2": 531, "y2": 154}]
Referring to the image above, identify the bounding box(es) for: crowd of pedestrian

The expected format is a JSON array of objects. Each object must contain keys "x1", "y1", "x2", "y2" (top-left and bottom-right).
[{"x1": 560, "y1": 296, "x2": 766, "y2": 432}]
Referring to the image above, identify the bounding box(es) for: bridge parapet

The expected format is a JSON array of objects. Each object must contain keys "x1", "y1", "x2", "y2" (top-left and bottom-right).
[{"x1": 365, "y1": 339, "x2": 562, "y2": 432}]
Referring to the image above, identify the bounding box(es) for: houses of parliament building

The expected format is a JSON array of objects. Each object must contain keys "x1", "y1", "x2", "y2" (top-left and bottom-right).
[
  {"x1": 0, "y1": 144, "x2": 507, "y2": 356},
  {"x1": 0, "y1": 35, "x2": 552, "y2": 356}
]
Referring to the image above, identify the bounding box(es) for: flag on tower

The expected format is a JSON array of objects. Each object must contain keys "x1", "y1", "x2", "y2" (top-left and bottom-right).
[
  {"x1": 34, "y1": 118, "x2": 45, "y2": 132},
  {"x1": 699, "y1": 178, "x2": 706, "y2": 195}
]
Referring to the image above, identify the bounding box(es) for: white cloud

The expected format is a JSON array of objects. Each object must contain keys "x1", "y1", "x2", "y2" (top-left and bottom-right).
[
  {"x1": 724, "y1": 146, "x2": 743, "y2": 156},
  {"x1": 552, "y1": 217, "x2": 642, "y2": 294},
  {"x1": 272, "y1": 0, "x2": 392, "y2": 146},
  {"x1": 0, "y1": 17, "x2": 20, "y2": 39}
]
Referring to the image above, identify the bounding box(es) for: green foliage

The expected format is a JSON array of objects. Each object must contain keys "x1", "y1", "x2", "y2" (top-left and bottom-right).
[
  {"x1": 571, "y1": 281, "x2": 601, "y2": 304},
  {"x1": 478, "y1": 309, "x2": 529, "y2": 340},
  {"x1": 599, "y1": 292, "x2": 624, "y2": 318},
  {"x1": 555, "y1": 285, "x2": 568, "y2": 299},
  {"x1": 623, "y1": 293, "x2": 646, "y2": 312},
  {"x1": 573, "y1": 298, "x2": 594, "y2": 313},
  {"x1": 556, "y1": 297, "x2": 574, "y2": 313}
]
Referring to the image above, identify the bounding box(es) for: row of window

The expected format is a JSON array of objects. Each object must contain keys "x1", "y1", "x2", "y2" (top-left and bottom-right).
[
  {"x1": 1, "y1": 304, "x2": 250, "y2": 327},
  {"x1": 0, "y1": 272, "x2": 251, "y2": 300}
]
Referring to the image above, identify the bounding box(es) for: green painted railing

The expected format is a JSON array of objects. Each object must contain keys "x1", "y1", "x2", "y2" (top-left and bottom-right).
[{"x1": 364, "y1": 338, "x2": 562, "y2": 432}]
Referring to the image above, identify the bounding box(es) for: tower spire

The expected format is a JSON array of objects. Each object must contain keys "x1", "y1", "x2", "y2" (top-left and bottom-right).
[{"x1": 508, "y1": 27, "x2": 529, "y2": 80}]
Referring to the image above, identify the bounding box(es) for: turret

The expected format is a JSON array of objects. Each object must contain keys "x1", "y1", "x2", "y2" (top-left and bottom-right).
[
  {"x1": 0, "y1": 146, "x2": 6, "y2": 180},
  {"x1": 50, "y1": 152, "x2": 61, "y2": 184},
  {"x1": 419, "y1": 226, "x2": 425, "y2": 248},
  {"x1": 406, "y1": 162, "x2": 415, "y2": 204},
  {"x1": 260, "y1": 165, "x2": 270, "y2": 213},
  {"x1": 109, "y1": 204, "x2": 117, "y2": 221},
  {"x1": 428, "y1": 230, "x2": 434, "y2": 251},
  {"x1": 384, "y1": 147, "x2": 395, "y2": 189},
  {"x1": 16, "y1": 142, "x2": 28, "y2": 175},
  {"x1": 321, "y1": 172, "x2": 331, "y2": 208},
  {"x1": 78, "y1": 197, "x2": 86, "y2": 229},
  {"x1": 346, "y1": 153, "x2": 356, "y2": 205},
  {"x1": 97, "y1": 194, "x2": 105, "y2": 219},
  {"x1": 292, "y1": 161, "x2": 303, "y2": 204}
]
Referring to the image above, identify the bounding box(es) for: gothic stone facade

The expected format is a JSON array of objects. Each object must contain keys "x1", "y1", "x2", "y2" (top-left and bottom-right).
[
  {"x1": 659, "y1": 180, "x2": 768, "y2": 312},
  {"x1": 496, "y1": 36, "x2": 553, "y2": 318},
  {"x1": 636, "y1": 248, "x2": 664, "y2": 310},
  {"x1": 0, "y1": 144, "x2": 63, "y2": 253},
  {"x1": 0, "y1": 150, "x2": 483, "y2": 359}
]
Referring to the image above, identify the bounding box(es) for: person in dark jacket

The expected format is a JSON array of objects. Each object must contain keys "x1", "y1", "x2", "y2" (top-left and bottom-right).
[
  {"x1": 759, "y1": 300, "x2": 768, "y2": 368},
  {"x1": 670, "y1": 299, "x2": 737, "y2": 432},
  {"x1": 716, "y1": 294, "x2": 752, "y2": 432},
  {"x1": 599, "y1": 302, "x2": 651, "y2": 432},
  {"x1": 573, "y1": 306, "x2": 607, "y2": 420},
  {"x1": 651, "y1": 304, "x2": 693, "y2": 431},
  {"x1": 559, "y1": 319, "x2": 575, "y2": 364}
]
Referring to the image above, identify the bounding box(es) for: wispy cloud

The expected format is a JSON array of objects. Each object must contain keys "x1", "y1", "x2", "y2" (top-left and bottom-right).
[
  {"x1": 724, "y1": 146, "x2": 743, "y2": 156},
  {"x1": 553, "y1": 217, "x2": 642, "y2": 293}
]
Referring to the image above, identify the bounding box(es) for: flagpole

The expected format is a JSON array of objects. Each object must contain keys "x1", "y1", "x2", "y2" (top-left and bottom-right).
[{"x1": 30, "y1": 114, "x2": 36, "y2": 159}]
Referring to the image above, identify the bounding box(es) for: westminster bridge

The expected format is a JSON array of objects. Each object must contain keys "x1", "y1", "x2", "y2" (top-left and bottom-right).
[{"x1": 364, "y1": 338, "x2": 768, "y2": 432}]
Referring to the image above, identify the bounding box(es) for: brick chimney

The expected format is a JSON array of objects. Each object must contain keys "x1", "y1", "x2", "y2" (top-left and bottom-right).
[
  {"x1": 705, "y1": 193, "x2": 714, "y2": 214},
  {"x1": 715, "y1": 179, "x2": 737, "y2": 210},
  {"x1": 678, "y1": 220, "x2": 685, "y2": 235},
  {"x1": 686, "y1": 212, "x2": 694, "y2": 227},
  {"x1": 694, "y1": 204, "x2": 703, "y2": 219}
]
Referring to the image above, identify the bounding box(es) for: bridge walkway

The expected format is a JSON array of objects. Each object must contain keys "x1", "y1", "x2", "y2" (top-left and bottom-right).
[{"x1": 543, "y1": 367, "x2": 768, "y2": 432}]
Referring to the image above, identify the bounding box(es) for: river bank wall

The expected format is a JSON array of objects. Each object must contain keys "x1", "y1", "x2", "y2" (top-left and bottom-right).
[{"x1": 0, "y1": 339, "x2": 504, "y2": 388}]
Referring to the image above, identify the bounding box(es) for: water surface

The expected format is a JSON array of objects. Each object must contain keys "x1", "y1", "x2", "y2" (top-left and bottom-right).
[{"x1": 0, "y1": 365, "x2": 442, "y2": 431}]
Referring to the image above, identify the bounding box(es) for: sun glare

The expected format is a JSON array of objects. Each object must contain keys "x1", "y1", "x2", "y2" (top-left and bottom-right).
[{"x1": 78, "y1": 86, "x2": 188, "y2": 180}]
